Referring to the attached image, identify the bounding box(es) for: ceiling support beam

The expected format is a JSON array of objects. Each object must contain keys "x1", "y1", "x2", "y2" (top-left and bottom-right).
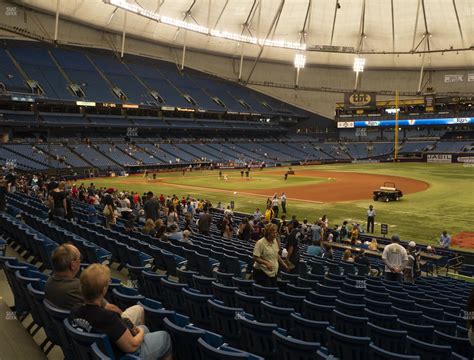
[
  {"x1": 354, "y1": 0, "x2": 367, "y2": 91},
  {"x1": 238, "y1": 43, "x2": 244, "y2": 81},
  {"x1": 417, "y1": 38, "x2": 428, "y2": 94},
  {"x1": 390, "y1": 0, "x2": 395, "y2": 52},
  {"x1": 244, "y1": 0, "x2": 285, "y2": 85},
  {"x1": 120, "y1": 9, "x2": 127, "y2": 58},
  {"x1": 411, "y1": 0, "x2": 421, "y2": 51},
  {"x1": 420, "y1": 0, "x2": 430, "y2": 51},
  {"x1": 451, "y1": 0, "x2": 465, "y2": 47},
  {"x1": 213, "y1": 0, "x2": 230, "y2": 29},
  {"x1": 295, "y1": 0, "x2": 312, "y2": 88},
  {"x1": 181, "y1": 30, "x2": 187, "y2": 71},
  {"x1": 207, "y1": 0, "x2": 212, "y2": 29},
  {"x1": 329, "y1": 0, "x2": 340, "y2": 46},
  {"x1": 54, "y1": 0, "x2": 60, "y2": 42}
]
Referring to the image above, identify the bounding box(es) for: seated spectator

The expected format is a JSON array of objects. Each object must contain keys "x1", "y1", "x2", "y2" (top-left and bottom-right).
[
  {"x1": 343, "y1": 249, "x2": 354, "y2": 263},
  {"x1": 156, "y1": 225, "x2": 167, "y2": 240},
  {"x1": 183, "y1": 212, "x2": 194, "y2": 232},
  {"x1": 166, "y1": 224, "x2": 183, "y2": 241},
  {"x1": 124, "y1": 216, "x2": 137, "y2": 233},
  {"x1": 368, "y1": 238, "x2": 379, "y2": 251},
  {"x1": 142, "y1": 219, "x2": 156, "y2": 237},
  {"x1": 237, "y1": 218, "x2": 252, "y2": 242},
  {"x1": 180, "y1": 230, "x2": 193, "y2": 245},
  {"x1": 45, "y1": 244, "x2": 143, "y2": 325},
  {"x1": 354, "y1": 250, "x2": 379, "y2": 276},
  {"x1": 70, "y1": 264, "x2": 172, "y2": 360},
  {"x1": 321, "y1": 243, "x2": 334, "y2": 260},
  {"x1": 306, "y1": 240, "x2": 322, "y2": 257}
]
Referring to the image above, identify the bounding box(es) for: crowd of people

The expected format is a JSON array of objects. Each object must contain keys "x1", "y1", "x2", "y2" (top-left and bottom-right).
[{"x1": 0, "y1": 170, "x2": 463, "y2": 357}]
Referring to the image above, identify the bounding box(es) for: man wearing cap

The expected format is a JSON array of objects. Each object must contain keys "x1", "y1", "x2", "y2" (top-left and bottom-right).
[
  {"x1": 404, "y1": 241, "x2": 420, "y2": 283},
  {"x1": 382, "y1": 234, "x2": 408, "y2": 282}
]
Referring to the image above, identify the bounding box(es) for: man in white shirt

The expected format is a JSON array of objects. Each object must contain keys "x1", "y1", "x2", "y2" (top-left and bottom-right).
[
  {"x1": 367, "y1": 205, "x2": 376, "y2": 233},
  {"x1": 382, "y1": 234, "x2": 408, "y2": 282},
  {"x1": 439, "y1": 231, "x2": 451, "y2": 248},
  {"x1": 281, "y1": 192, "x2": 287, "y2": 213}
]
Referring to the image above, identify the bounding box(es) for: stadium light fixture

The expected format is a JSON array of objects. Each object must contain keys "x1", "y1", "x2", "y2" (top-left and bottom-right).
[
  {"x1": 353, "y1": 57, "x2": 366, "y2": 72},
  {"x1": 294, "y1": 53, "x2": 306, "y2": 69},
  {"x1": 104, "y1": 0, "x2": 305, "y2": 51}
]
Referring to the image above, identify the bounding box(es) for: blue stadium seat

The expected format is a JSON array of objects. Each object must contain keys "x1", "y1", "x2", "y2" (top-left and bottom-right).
[
  {"x1": 335, "y1": 299, "x2": 366, "y2": 317},
  {"x1": 91, "y1": 342, "x2": 140, "y2": 360},
  {"x1": 396, "y1": 319, "x2": 434, "y2": 342},
  {"x1": 138, "y1": 298, "x2": 188, "y2": 332},
  {"x1": 141, "y1": 270, "x2": 166, "y2": 302},
  {"x1": 43, "y1": 300, "x2": 74, "y2": 359},
  {"x1": 276, "y1": 291, "x2": 305, "y2": 313},
  {"x1": 160, "y1": 278, "x2": 188, "y2": 313},
  {"x1": 192, "y1": 274, "x2": 215, "y2": 295},
  {"x1": 233, "y1": 277, "x2": 255, "y2": 294},
  {"x1": 333, "y1": 309, "x2": 368, "y2": 336},
  {"x1": 215, "y1": 270, "x2": 235, "y2": 286},
  {"x1": 208, "y1": 299, "x2": 246, "y2": 346},
  {"x1": 325, "y1": 326, "x2": 371, "y2": 360},
  {"x1": 64, "y1": 318, "x2": 116, "y2": 360},
  {"x1": 422, "y1": 315, "x2": 457, "y2": 335},
  {"x1": 364, "y1": 308, "x2": 398, "y2": 329},
  {"x1": 253, "y1": 284, "x2": 279, "y2": 304},
  {"x1": 197, "y1": 337, "x2": 264, "y2": 360},
  {"x1": 272, "y1": 330, "x2": 319, "y2": 360},
  {"x1": 367, "y1": 322, "x2": 407, "y2": 353},
  {"x1": 392, "y1": 306, "x2": 423, "y2": 324},
  {"x1": 235, "y1": 290, "x2": 265, "y2": 320},
  {"x1": 182, "y1": 288, "x2": 213, "y2": 329},
  {"x1": 405, "y1": 335, "x2": 453, "y2": 360},
  {"x1": 163, "y1": 317, "x2": 222, "y2": 360},
  {"x1": 307, "y1": 291, "x2": 337, "y2": 306},
  {"x1": 434, "y1": 330, "x2": 473, "y2": 359},
  {"x1": 290, "y1": 312, "x2": 328, "y2": 345},
  {"x1": 238, "y1": 317, "x2": 286, "y2": 359},
  {"x1": 111, "y1": 286, "x2": 144, "y2": 310},
  {"x1": 261, "y1": 301, "x2": 294, "y2": 330},
  {"x1": 212, "y1": 282, "x2": 239, "y2": 307},
  {"x1": 303, "y1": 299, "x2": 334, "y2": 322},
  {"x1": 368, "y1": 342, "x2": 420, "y2": 360},
  {"x1": 364, "y1": 297, "x2": 393, "y2": 314}
]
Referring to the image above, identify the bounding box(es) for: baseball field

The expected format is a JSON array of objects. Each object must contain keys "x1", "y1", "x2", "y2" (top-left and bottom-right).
[{"x1": 89, "y1": 162, "x2": 474, "y2": 250}]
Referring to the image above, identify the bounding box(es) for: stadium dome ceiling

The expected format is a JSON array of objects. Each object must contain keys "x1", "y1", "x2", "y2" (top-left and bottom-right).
[{"x1": 17, "y1": 0, "x2": 474, "y2": 69}]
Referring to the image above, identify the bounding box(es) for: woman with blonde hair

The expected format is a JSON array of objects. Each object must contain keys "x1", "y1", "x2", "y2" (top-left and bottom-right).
[
  {"x1": 343, "y1": 249, "x2": 354, "y2": 263},
  {"x1": 368, "y1": 238, "x2": 378, "y2": 251},
  {"x1": 142, "y1": 219, "x2": 156, "y2": 237}
]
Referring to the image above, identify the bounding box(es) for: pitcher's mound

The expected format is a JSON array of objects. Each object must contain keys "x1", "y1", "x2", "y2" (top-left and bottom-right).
[{"x1": 452, "y1": 232, "x2": 474, "y2": 249}]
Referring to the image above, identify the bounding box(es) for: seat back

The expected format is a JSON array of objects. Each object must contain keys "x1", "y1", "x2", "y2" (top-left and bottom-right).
[
  {"x1": 272, "y1": 330, "x2": 319, "y2": 360},
  {"x1": 238, "y1": 317, "x2": 279, "y2": 359},
  {"x1": 208, "y1": 299, "x2": 244, "y2": 346},
  {"x1": 64, "y1": 318, "x2": 115, "y2": 360},
  {"x1": 333, "y1": 309, "x2": 368, "y2": 336},
  {"x1": 197, "y1": 337, "x2": 263, "y2": 360},
  {"x1": 367, "y1": 322, "x2": 407, "y2": 353},
  {"x1": 235, "y1": 291, "x2": 264, "y2": 320},
  {"x1": 182, "y1": 288, "x2": 213, "y2": 328},
  {"x1": 160, "y1": 278, "x2": 187, "y2": 312},
  {"x1": 434, "y1": 330, "x2": 474, "y2": 359},
  {"x1": 325, "y1": 326, "x2": 370, "y2": 360},
  {"x1": 212, "y1": 282, "x2": 239, "y2": 307},
  {"x1": 261, "y1": 301, "x2": 293, "y2": 330},
  {"x1": 290, "y1": 313, "x2": 328, "y2": 346},
  {"x1": 406, "y1": 335, "x2": 452, "y2": 360},
  {"x1": 369, "y1": 343, "x2": 420, "y2": 360}
]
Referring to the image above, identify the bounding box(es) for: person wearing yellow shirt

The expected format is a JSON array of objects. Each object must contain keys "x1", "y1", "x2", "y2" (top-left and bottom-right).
[{"x1": 264, "y1": 205, "x2": 274, "y2": 222}]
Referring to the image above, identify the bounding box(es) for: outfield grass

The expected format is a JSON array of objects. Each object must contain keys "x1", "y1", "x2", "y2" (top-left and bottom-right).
[{"x1": 90, "y1": 163, "x2": 473, "y2": 250}]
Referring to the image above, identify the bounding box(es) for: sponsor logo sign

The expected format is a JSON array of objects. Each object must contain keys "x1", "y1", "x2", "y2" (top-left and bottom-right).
[
  {"x1": 427, "y1": 154, "x2": 452, "y2": 163},
  {"x1": 337, "y1": 121, "x2": 354, "y2": 128},
  {"x1": 344, "y1": 92, "x2": 376, "y2": 110},
  {"x1": 444, "y1": 74, "x2": 463, "y2": 83}
]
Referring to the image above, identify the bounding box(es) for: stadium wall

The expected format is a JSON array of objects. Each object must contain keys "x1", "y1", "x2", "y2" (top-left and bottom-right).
[{"x1": 0, "y1": 1, "x2": 472, "y2": 119}]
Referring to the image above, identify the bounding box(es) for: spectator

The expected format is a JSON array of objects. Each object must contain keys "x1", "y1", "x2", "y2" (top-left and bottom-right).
[
  {"x1": 124, "y1": 216, "x2": 137, "y2": 234},
  {"x1": 307, "y1": 240, "x2": 322, "y2": 257},
  {"x1": 264, "y1": 205, "x2": 274, "y2": 222},
  {"x1": 339, "y1": 221, "x2": 348, "y2": 240},
  {"x1": 382, "y1": 234, "x2": 408, "y2": 282},
  {"x1": 0, "y1": 177, "x2": 7, "y2": 212},
  {"x1": 253, "y1": 208, "x2": 262, "y2": 221},
  {"x1": 198, "y1": 210, "x2": 212, "y2": 236},
  {"x1": 49, "y1": 181, "x2": 68, "y2": 218},
  {"x1": 271, "y1": 194, "x2": 279, "y2": 218},
  {"x1": 321, "y1": 242, "x2": 333, "y2": 260},
  {"x1": 180, "y1": 230, "x2": 193, "y2": 245},
  {"x1": 354, "y1": 250, "x2": 379, "y2": 276},
  {"x1": 343, "y1": 249, "x2": 354, "y2": 263},
  {"x1": 281, "y1": 192, "x2": 287, "y2": 213},
  {"x1": 284, "y1": 222, "x2": 302, "y2": 273},
  {"x1": 350, "y1": 224, "x2": 360, "y2": 245},
  {"x1": 70, "y1": 264, "x2": 172, "y2": 360},
  {"x1": 142, "y1": 219, "x2": 156, "y2": 237},
  {"x1": 237, "y1": 218, "x2": 252, "y2": 242},
  {"x1": 45, "y1": 245, "x2": 143, "y2": 325},
  {"x1": 466, "y1": 289, "x2": 474, "y2": 346},
  {"x1": 368, "y1": 238, "x2": 379, "y2": 251},
  {"x1": 439, "y1": 230, "x2": 451, "y2": 249},
  {"x1": 366, "y1": 205, "x2": 376, "y2": 233},
  {"x1": 156, "y1": 225, "x2": 167, "y2": 240},
  {"x1": 310, "y1": 220, "x2": 322, "y2": 242},
  {"x1": 404, "y1": 241, "x2": 420, "y2": 283},
  {"x1": 166, "y1": 224, "x2": 183, "y2": 241},
  {"x1": 144, "y1": 192, "x2": 160, "y2": 221},
  {"x1": 222, "y1": 218, "x2": 233, "y2": 240},
  {"x1": 252, "y1": 223, "x2": 288, "y2": 286}
]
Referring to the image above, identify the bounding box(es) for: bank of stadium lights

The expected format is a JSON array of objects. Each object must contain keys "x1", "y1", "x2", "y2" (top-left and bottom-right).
[
  {"x1": 294, "y1": 54, "x2": 306, "y2": 69},
  {"x1": 104, "y1": 0, "x2": 305, "y2": 51},
  {"x1": 353, "y1": 57, "x2": 366, "y2": 73}
]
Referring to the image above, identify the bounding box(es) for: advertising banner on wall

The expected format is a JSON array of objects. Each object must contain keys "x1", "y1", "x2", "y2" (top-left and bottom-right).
[
  {"x1": 344, "y1": 92, "x2": 377, "y2": 110},
  {"x1": 427, "y1": 154, "x2": 452, "y2": 163}
]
